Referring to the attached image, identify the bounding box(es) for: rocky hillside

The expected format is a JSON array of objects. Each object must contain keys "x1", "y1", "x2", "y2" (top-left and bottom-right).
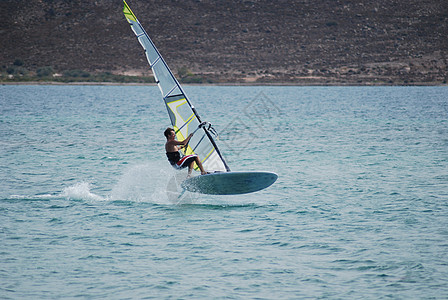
[{"x1": 1, "y1": 0, "x2": 447, "y2": 84}]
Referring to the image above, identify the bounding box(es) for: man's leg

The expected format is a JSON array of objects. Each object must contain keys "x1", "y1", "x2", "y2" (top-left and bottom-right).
[
  {"x1": 187, "y1": 161, "x2": 194, "y2": 178},
  {"x1": 194, "y1": 157, "x2": 207, "y2": 175}
]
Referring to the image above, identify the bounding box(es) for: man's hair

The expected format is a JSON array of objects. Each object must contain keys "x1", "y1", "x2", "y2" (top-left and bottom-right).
[{"x1": 164, "y1": 127, "x2": 174, "y2": 138}]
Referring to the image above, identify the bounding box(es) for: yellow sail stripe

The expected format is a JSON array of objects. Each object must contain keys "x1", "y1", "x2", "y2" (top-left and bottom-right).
[
  {"x1": 192, "y1": 148, "x2": 215, "y2": 171},
  {"x1": 166, "y1": 98, "x2": 198, "y2": 156},
  {"x1": 123, "y1": 0, "x2": 137, "y2": 22},
  {"x1": 203, "y1": 148, "x2": 215, "y2": 163}
]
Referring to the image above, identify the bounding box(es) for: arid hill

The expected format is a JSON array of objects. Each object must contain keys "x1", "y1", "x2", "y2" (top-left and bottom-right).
[{"x1": 1, "y1": 0, "x2": 447, "y2": 84}]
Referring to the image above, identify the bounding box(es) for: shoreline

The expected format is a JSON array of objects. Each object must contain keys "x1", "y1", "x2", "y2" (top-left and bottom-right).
[{"x1": 2, "y1": 81, "x2": 447, "y2": 87}]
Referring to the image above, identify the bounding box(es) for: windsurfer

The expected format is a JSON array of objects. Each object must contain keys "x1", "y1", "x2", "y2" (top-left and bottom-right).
[{"x1": 164, "y1": 127, "x2": 208, "y2": 177}]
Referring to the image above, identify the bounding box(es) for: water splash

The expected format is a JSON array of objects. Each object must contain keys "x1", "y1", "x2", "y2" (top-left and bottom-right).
[
  {"x1": 110, "y1": 163, "x2": 198, "y2": 204},
  {"x1": 61, "y1": 182, "x2": 105, "y2": 201},
  {"x1": 60, "y1": 163, "x2": 252, "y2": 205}
]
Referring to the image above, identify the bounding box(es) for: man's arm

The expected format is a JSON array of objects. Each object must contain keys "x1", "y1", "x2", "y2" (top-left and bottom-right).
[
  {"x1": 178, "y1": 133, "x2": 193, "y2": 146},
  {"x1": 167, "y1": 133, "x2": 193, "y2": 147}
]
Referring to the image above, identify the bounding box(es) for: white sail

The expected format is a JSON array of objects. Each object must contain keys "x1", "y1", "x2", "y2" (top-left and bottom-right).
[{"x1": 123, "y1": 0, "x2": 230, "y2": 172}]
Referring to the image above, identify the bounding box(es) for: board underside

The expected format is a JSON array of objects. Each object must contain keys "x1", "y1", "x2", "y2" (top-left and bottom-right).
[{"x1": 181, "y1": 171, "x2": 278, "y2": 195}]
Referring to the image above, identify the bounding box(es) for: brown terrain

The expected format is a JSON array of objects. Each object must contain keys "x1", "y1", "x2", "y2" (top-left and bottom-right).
[{"x1": 1, "y1": 0, "x2": 447, "y2": 85}]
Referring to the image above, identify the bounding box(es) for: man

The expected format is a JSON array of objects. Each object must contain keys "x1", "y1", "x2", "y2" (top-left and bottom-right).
[{"x1": 164, "y1": 127, "x2": 208, "y2": 177}]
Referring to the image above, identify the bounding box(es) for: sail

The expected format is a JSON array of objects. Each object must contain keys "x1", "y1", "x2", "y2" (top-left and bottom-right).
[{"x1": 123, "y1": 0, "x2": 230, "y2": 172}]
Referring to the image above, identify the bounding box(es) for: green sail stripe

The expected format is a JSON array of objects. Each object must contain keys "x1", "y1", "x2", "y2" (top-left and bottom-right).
[{"x1": 123, "y1": 1, "x2": 137, "y2": 22}]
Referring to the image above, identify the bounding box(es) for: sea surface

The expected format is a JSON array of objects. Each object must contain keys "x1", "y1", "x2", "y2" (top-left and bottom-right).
[{"x1": 1, "y1": 85, "x2": 447, "y2": 299}]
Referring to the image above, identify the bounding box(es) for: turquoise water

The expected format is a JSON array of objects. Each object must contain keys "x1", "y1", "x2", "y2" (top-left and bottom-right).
[{"x1": 1, "y1": 85, "x2": 447, "y2": 298}]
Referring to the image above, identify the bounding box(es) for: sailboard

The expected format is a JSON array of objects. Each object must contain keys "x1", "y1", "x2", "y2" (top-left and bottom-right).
[
  {"x1": 123, "y1": 1, "x2": 277, "y2": 195},
  {"x1": 181, "y1": 172, "x2": 278, "y2": 195}
]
